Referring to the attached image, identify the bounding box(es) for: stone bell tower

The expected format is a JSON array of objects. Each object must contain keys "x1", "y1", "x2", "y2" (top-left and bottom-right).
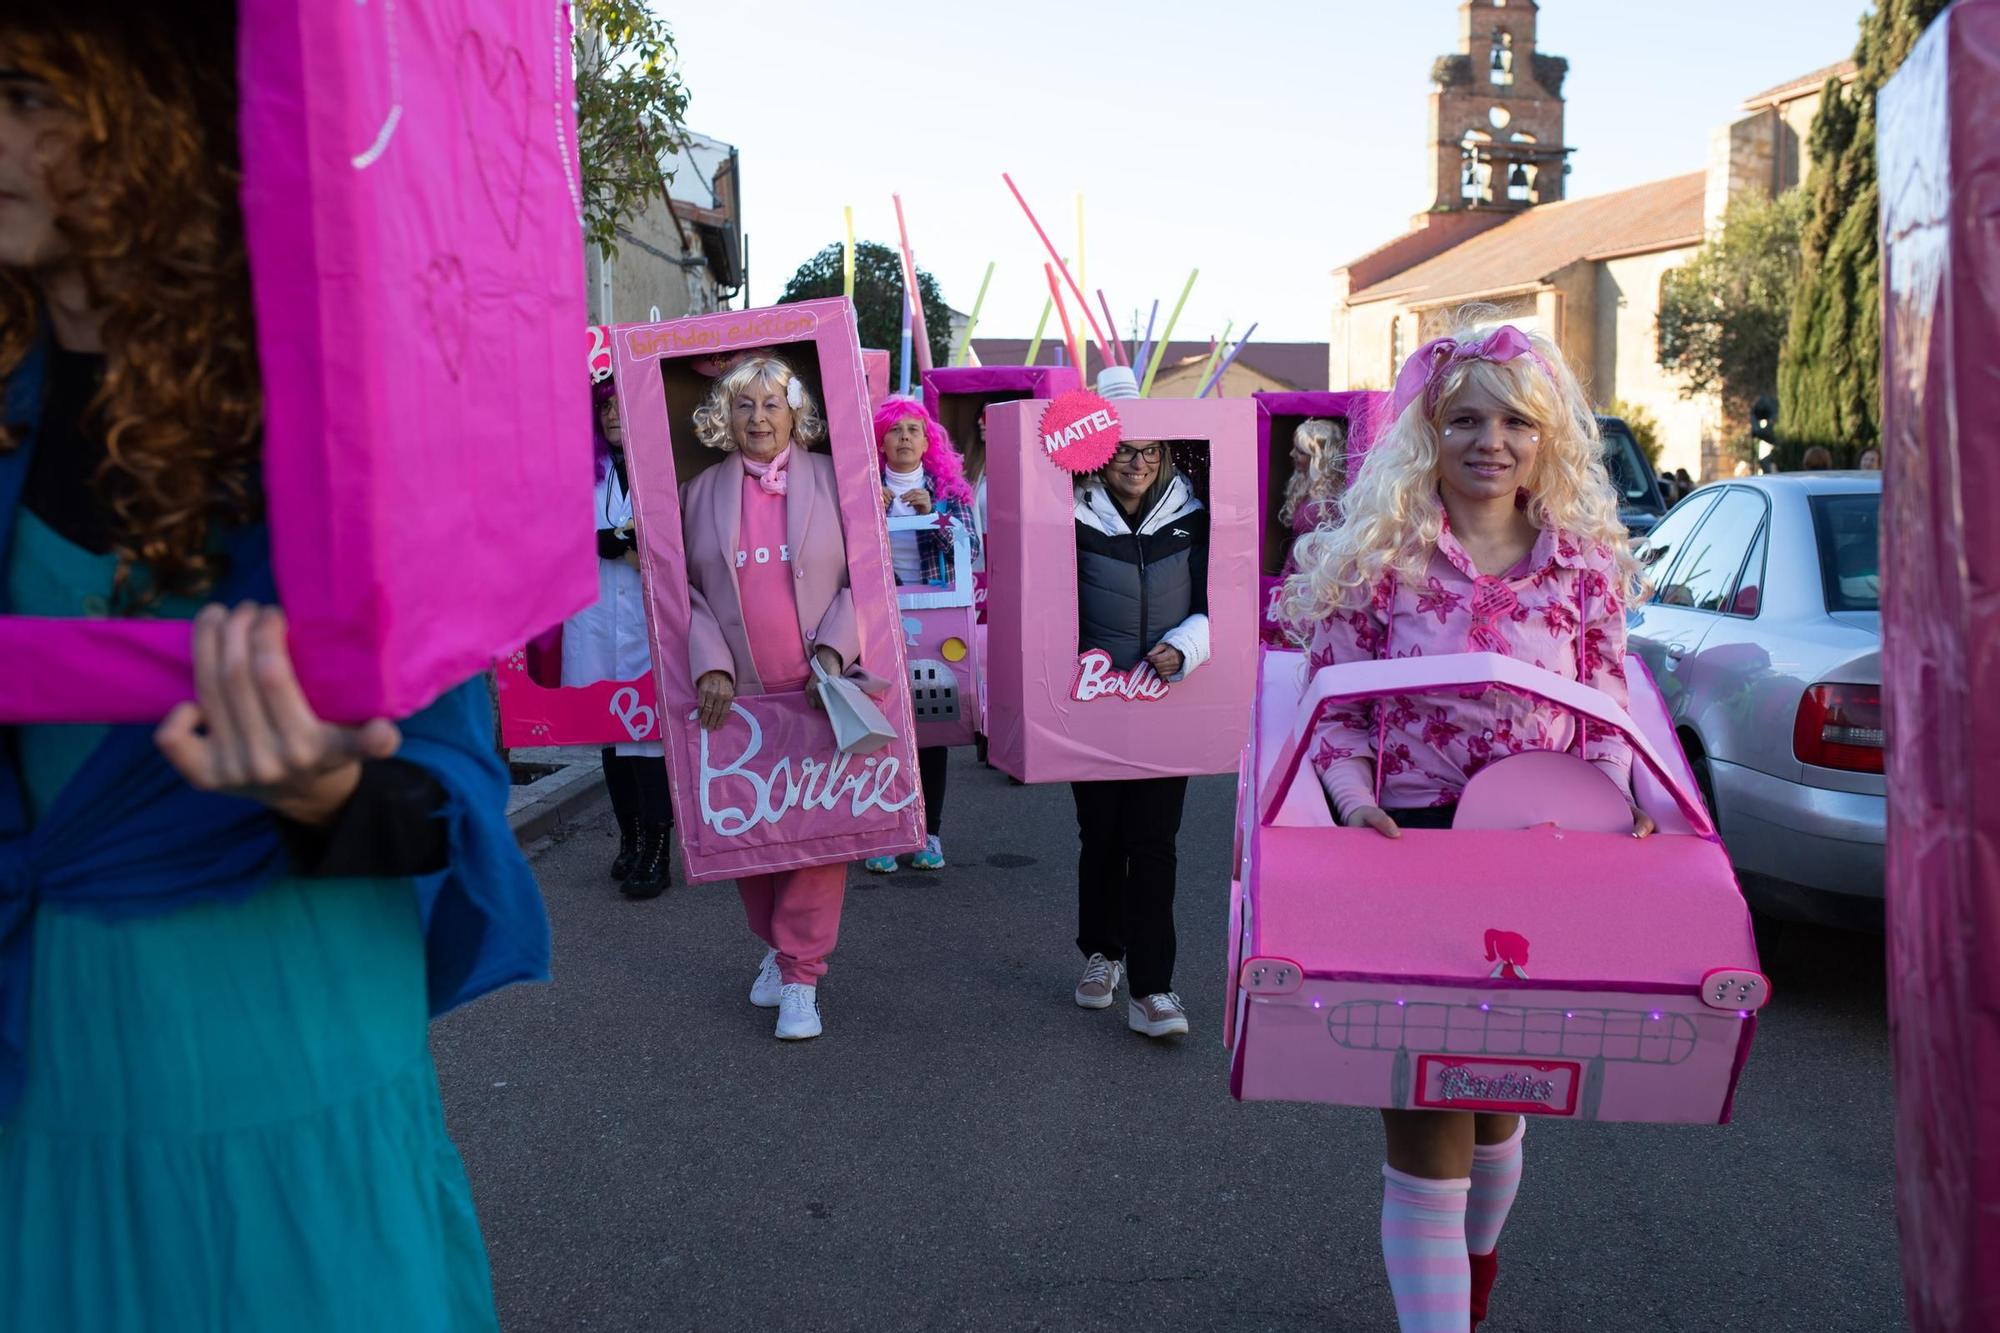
[{"x1": 1428, "y1": 0, "x2": 1572, "y2": 213}]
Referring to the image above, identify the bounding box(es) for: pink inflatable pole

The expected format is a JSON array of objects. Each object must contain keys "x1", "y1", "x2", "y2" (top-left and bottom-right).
[
  {"x1": 1002, "y1": 173, "x2": 1111, "y2": 358},
  {"x1": 1095, "y1": 289, "x2": 1126, "y2": 367}
]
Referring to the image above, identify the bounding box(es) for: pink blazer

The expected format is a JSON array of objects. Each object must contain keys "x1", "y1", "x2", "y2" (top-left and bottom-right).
[{"x1": 681, "y1": 449, "x2": 874, "y2": 694}]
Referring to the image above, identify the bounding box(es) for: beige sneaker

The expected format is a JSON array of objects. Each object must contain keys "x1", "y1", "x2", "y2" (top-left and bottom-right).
[
  {"x1": 1128, "y1": 992, "x2": 1190, "y2": 1038},
  {"x1": 1074, "y1": 953, "x2": 1123, "y2": 1009}
]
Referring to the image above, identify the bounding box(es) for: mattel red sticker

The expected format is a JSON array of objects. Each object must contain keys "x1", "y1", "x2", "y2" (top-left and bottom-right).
[{"x1": 1038, "y1": 390, "x2": 1122, "y2": 474}]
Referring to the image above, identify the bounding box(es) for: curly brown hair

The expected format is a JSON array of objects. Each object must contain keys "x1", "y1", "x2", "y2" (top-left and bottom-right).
[{"x1": 0, "y1": 2, "x2": 261, "y2": 607}]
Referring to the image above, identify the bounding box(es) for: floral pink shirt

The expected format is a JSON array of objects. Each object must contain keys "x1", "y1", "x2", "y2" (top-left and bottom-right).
[{"x1": 1306, "y1": 522, "x2": 1634, "y2": 818}]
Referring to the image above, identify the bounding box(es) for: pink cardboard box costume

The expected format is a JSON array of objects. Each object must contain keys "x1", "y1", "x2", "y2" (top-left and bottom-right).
[
  {"x1": 1252, "y1": 391, "x2": 1390, "y2": 643},
  {"x1": 0, "y1": 0, "x2": 595, "y2": 725},
  {"x1": 494, "y1": 325, "x2": 659, "y2": 748},
  {"x1": 610, "y1": 300, "x2": 925, "y2": 883},
  {"x1": 1878, "y1": 9, "x2": 2000, "y2": 1326},
  {"x1": 890, "y1": 516, "x2": 982, "y2": 750},
  {"x1": 984, "y1": 397, "x2": 1257, "y2": 784},
  {"x1": 1227, "y1": 647, "x2": 1766, "y2": 1124}
]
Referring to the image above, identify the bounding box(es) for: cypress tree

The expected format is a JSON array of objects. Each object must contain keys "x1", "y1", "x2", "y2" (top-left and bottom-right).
[{"x1": 1778, "y1": 0, "x2": 1952, "y2": 451}]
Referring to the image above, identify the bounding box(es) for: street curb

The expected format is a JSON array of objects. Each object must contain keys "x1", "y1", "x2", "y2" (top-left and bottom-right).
[{"x1": 506, "y1": 754, "x2": 608, "y2": 846}]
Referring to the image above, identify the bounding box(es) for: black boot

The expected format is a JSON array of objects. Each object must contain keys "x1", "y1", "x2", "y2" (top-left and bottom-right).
[
  {"x1": 620, "y1": 820, "x2": 671, "y2": 900},
  {"x1": 608, "y1": 812, "x2": 640, "y2": 882}
]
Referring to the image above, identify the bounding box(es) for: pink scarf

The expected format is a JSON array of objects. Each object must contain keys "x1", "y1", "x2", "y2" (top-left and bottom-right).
[{"x1": 741, "y1": 445, "x2": 792, "y2": 496}]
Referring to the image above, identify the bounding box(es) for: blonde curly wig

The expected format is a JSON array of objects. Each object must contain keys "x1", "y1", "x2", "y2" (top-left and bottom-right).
[
  {"x1": 1279, "y1": 416, "x2": 1348, "y2": 527},
  {"x1": 1277, "y1": 310, "x2": 1642, "y2": 635},
  {"x1": 690, "y1": 354, "x2": 825, "y2": 453}
]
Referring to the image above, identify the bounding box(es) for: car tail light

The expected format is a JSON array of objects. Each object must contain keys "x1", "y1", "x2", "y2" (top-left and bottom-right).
[{"x1": 1793, "y1": 683, "x2": 1885, "y2": 773}]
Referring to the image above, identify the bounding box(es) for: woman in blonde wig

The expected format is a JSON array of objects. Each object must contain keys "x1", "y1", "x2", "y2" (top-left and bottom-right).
[
  {"x1": 1277, "y1": 308, "x2": 1649, "y2": 1332},
  {"x1": 680, "y1": 354, "x2": 875, "y2": 1041},
  {"x1": 1279, "y1": 415, "x2": 1349, "y2": 535}
]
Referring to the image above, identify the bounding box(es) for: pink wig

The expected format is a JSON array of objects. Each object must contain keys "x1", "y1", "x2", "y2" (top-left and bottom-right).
[{"x1": 872, "y1": 395, "x2": 976, "y2": 512}]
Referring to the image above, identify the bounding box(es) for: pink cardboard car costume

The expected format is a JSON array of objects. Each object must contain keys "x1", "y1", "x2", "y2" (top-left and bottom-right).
[
  {"x1": 891, "y1": 516, "x2": 982, "y2": 751},
  {"x1": 1877, "y1": 8, "x2": 2000, "y2": 1326},
  {"x1": 984, "y1": 397, "x2": 1257, "y2": 783},
  {"x1": 1227, "y1": 646, "x2": 1767, "y2": 1122},
  {"x1": 494, "y1": 325, "x2": 661, "y2": 748},
  {"x1": 1252, "y1": 391, "x2": 1389, "y2": 643},
  {"x1": 608, "y1": 300, "x2": 925, "y2": 883},
  {"x1": 0, "y1": 0, "x2": 595, "y2": 726}
]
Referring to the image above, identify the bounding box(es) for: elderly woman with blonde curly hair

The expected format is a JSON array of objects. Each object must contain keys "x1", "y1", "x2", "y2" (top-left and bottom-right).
[{"x1": 680, "y1": 353, "x2": 873, "y2": 1041}]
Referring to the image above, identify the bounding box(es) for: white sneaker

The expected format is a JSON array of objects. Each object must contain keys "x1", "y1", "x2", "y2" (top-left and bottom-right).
[
  {"x1": 1075, "y1": 953, "x2": 1123, "y2": 1009},
  {"x1": 775, "y1": 983, "x2": 822, "y2": 1040},
  {"x1": 749, "y1": 948, "x2": 782, "y2": 1008},
  {"x1": 1128, "y1": 991, "x2": 1190, "y2": 1038}
]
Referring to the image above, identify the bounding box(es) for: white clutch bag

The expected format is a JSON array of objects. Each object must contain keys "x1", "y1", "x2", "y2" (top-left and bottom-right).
[{"x1": 810, "y1": 656, "x2": 897, "y2": 757}]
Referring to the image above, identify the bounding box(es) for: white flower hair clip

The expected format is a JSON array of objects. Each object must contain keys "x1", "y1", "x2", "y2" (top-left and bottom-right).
[{"x1": 786, "y1": 377, "x2": 804, "y2": 410}]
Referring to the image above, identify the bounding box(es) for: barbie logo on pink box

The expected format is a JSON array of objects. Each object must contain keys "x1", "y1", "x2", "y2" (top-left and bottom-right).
[
  {"x1": 1415, "y1": 1057, "x2": 1580, "y2": 1116},
  {"x1": 1070, "y1": 650, "x2": 1170, "y2": 703}
]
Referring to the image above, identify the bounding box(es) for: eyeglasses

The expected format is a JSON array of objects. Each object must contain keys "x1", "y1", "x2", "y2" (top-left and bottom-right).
[{"x1": 1112, "y1": 444, "x2": 1164, "y2": 465}]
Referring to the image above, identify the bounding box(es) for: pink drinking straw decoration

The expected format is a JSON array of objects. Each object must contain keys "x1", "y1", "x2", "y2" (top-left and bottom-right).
[
  {"x1": 1133, "y1": 299, "x2": 1160, "y2": 385},
  {"x1": 1003, "y1": 173, "x2": 1111, "y2": 360},
  {"x1": 1045, "y1": 263, "x2": 1082, "y2": 380},
  {"x1": 1199, "y1": 322, "x2": 1259, "y2": 398},
  {"x1": 892, "y1": 193, "x2": 933, "y2": 375},
  {"x1": 1095, "y1": 290, "x2": 1126, "y2": 367}
]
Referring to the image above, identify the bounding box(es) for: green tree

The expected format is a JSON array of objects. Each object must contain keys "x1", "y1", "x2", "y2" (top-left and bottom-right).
[
  {"x1": 1657, "y1": 190, "x2": 1807, "y2": 421},
  {"x1": 779, "y1": 242, "x2": 952, "y2": 391},
  {"x1": 1778, "y1": 0, "x2": 1952, "y2": 451},
  {"x1": 1608, "y1": 399, "x2": 1666, "y2": 467},
  {"x1": 573, "y1": 0, "x2": 692, "y2": 253}
]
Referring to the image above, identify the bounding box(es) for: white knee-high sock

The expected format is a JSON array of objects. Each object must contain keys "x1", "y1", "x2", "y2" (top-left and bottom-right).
[
  {"x1": 1465, "y1": 1119, "x2": 1526, "y2": 1256},
  {"x1": 1380, "y1": 1165, "x2": 1471, "y2": 1332}
]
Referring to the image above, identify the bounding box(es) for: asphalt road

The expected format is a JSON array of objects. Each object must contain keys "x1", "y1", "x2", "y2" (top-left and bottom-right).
[{"x1": 433, "y1": 750, "x2": 1904, "y2": 1333}]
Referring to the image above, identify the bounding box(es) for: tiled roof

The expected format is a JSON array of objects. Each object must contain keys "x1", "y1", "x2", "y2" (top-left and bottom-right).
[
  {"x1": 1347, "y1": 173, "x2": 1705, "y2": 308},
  {"x1": 969, "y1": 338, "x2": 1329, "y2": 392},
  {"x1": 1741, "y1": 59, "x2": 1857, "y2": 110}
]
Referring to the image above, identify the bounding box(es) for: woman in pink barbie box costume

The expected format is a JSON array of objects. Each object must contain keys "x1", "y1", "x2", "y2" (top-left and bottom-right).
[
  {"x1": 1069, "y1": 432, "x2": 1212, "y2": 1040},
  {"x1": 864, "y1": 394, "x2": 979, "y2": 875},
  {"x1": 682, "y1": 355, "x2": 878, "y2": 1042},
  {"x1": 1274, "y1": 308, "x2": 1653, "y2": 1332}
]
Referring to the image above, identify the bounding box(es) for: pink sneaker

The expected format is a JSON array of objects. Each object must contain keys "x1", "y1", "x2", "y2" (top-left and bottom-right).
[
  {"x1": 1074, "y1": 953, "x2": 1123, "y2": 1009},
  {"x1": 1128, "y1": 992, "x2": 1190, "y2": 1038}
]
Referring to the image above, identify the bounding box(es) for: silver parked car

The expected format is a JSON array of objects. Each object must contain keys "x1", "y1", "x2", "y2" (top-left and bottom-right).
[{"x1": 1625, "y1": 474, "x2": 1883, "y2": 931}]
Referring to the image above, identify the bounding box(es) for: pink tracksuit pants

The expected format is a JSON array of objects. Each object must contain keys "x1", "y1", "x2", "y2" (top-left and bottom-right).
[{"x1": 737, "y1": 863, "x2": 848, "y2": 984}]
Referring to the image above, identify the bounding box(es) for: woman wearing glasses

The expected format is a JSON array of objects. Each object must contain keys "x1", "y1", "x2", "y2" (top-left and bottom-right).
[{"x1": 1068, "y1": 438, "x2": 1211, "y2": 1038}]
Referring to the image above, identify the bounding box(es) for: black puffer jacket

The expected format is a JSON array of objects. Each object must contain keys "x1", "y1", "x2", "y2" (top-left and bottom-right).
[{"x1": 1073, "y1": 474, "x2": 1212, "y2": 677}]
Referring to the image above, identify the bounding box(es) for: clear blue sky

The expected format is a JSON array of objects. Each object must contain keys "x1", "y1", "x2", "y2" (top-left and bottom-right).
[{"x1": 660, "y1": 0, "x2": 1869, "y2": 344}]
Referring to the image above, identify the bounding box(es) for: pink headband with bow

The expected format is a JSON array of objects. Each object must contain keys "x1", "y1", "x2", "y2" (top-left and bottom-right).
[{"x1": 1390, "y1": 325, "x2": 1554, "y2": 422}]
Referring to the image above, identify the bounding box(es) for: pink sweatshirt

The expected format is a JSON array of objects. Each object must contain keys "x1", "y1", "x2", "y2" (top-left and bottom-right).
[
  {"x1": 736, "y1": 475, "x2": 811, "y2": 691},
  {"x1": 1305, "y1": 521, "x2": 1635, "y2": 818}
]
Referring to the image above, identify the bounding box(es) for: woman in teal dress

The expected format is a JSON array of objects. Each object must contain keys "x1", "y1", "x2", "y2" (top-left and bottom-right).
[{"x1": 0, "y1": 7, "x2": 550, "y2": 1328}]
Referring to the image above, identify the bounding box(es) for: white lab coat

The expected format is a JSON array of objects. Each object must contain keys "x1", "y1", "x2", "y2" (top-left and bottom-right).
[{"x1": 562, "y1": 462, "x2": 661, "y2": 756}]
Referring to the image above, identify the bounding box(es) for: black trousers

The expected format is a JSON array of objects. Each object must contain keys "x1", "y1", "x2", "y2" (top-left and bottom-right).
[
  {"x1": 918, "y1": 746, "x2": 949, "y2": 836},
  {"x1": 1072, "y1": 775, "x2": 1189, "y2": 997},
  {"x1": 601, "y1": 749, "x2": 673, "y2": 825}
]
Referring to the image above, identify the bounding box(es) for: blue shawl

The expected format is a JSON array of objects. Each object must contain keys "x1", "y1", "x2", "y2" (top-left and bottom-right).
[{"x1": 0, "y1": 335, "x2": 552, "y2": 1116}]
